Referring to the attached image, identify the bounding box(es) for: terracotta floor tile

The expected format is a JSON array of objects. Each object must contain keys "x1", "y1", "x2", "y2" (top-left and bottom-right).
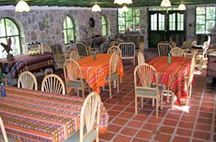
[
  {"x1": 132, "y1": 114, "x2": 148, "y2": 122},
  {"x1": 142, "y1": 123, "x2": 159, "y2": 132},
  {"x1": 178, "y1": 121, "x2": 194, "y2": 129},
  {"x1": 132, "y1": 138, "x2": 149, "y2": 142},
  {"x1": 127, "y1": 120, "x2": 143, "y2": 128},
  {"x1": 163, "y1": 119, "x2": 178, "y2": 126},
  {"x1": 112, "y1": 105, "x2": 125, "y2": 111},
  {"x1": 199, "y1": 112, "x2": 213, "y2": 118},
  {"x1": 112, "y1": 118, "x2": 128, "y2": 125},
  {"x1": 108, "y1": 110, "x2": 120, "y2": 116},
  {"x1": 113, "y1": 135, "x2": 132, "y2": 142},
  {"x1": 193, "y1": 131, "x2": 211, "y2": 140},
  {"x1": 181, "y1": 115, "x2": 196, "y2": 122},
  {"x1": 166, "y1": 113, "x2": 181, "y2": 120},
  {"x1": 159, "y1": 126, "x2": 175, "y2": 134},
  {"x1": 107, "y1": 124, "x2": 122, "y2": 133},
  {"x1": 147, "y1": 117, "x2": 163, "y2": 124},
  {"x1": 118, "y1": 112, "x2": 134, "y2": 119},
  {"x1": 197, "y1": 117, "x2": 212, "y2": 125},
  {"x1": 136, "y1": 130, "x2": 153, "y2": 139},
  {"x1": 154, "y1": 133, "x2": 171, "y2": 142},
  {"x1": 195, "y1": 123, "x2": 211, "y2": 132},
  {"x1": 172, "y1": 136, "x2": 190, "y2": 142},
  {"x1": 176, "y1": 128, "x2": 192, "y2": 137},
  {"x1": 120, "y1": 127, "x2": 137, "y2": 136},
  {"x1": 100, "y1": 132, "x2": 115, "y2": 141}
]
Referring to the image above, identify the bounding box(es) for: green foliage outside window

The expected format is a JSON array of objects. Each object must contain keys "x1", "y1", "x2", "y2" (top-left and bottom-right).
[
  {"x1": 196, "y1": 6, "x2": 216, "y2": 34},
  {"x1": 0, "y1": 18, "x2": 21, "y2": 58},
  {"x1": 101, "y1": 15, "x2": 108, "y2": 36},
  {"x1": 118, "y1": 8, "x2": 141, "y2": 34},
  {"x1": 63, "y1": 16, "x2": 75, "y2": 44}
]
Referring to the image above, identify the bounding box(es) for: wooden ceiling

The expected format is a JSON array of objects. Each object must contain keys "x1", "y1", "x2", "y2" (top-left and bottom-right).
[{"x1": 0, "y1": 0, "x2": 216, "y2": 7}]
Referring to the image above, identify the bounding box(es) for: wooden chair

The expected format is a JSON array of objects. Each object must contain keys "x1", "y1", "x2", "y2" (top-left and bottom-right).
[
  {"x1": 42, "y1": 44, "x2": 52, "y2": 53},
  {"x1": 118, "y1": 42, "x2": 136, "y2": 65},
  {"x1": 67, "y1": 92, "x2": 101, "y2": 142},
  {"x1": 41, "y1": 74, "x2": 65, "y2": 95},
  {"x1": 134, "y1": 63, "x2": 162, "y2": 118},
  {"x1": 70, "y1": 50, "x2": 80, "y2": 61},
  {"x1": 106, "y1": 53, "x2": 120, "y2": 99},
  {"x1": 63, "y1": 59, "x2": 89, "y2": 97},
  {"x1": 137, "y1": 51, "x2": 145, "y2": 65},
  {"x1": 107, "y1": 46, "x2": 122, "y2": 56},
  {"x1": 170, "y1": 41, "x2": 177, "y2": 48},
  {"x1": 186, "y1": 51, "x2": 197, "y2": 105},
  {"x1": 17, "y1": 71, "x2": 38, "y2": 90},
  {"x1": 157, "y1": 42, "x2": 172, "y2": 56},
  {"x1": 170, "y1": 47, "x2": 186, "y2": 57},
  {"x1": 0, "y1": 116, "x2": 9, "y2": 142},
  {"x1": 76, "y1": 42, "x2": 89, "y2": 57}
]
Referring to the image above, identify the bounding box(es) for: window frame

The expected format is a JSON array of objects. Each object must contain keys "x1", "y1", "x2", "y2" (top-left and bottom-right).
[
  {"x1": 117, "y1": 8, "x2": 141, "y2": 34},
  {"x1": 63, "y1": 15, "x2": 76, "y2": 44},
  {"x1": 0, "y1": 17, "x2": 22, "y2": 58},
  {"x1": 195, "y1": 6, "x2": 216, "y2": 34}
]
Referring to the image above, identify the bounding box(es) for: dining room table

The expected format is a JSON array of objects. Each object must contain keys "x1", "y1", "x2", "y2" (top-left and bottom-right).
[
  {"x1": 0, "y1": 52, "x2": 55, "y2": 78},
  {"x1": 148, "y1": 56, "x2": 191, "y2": 105},
  {"x1": 77, "y1": 53, "x2": 124, "y2": 94},
  {"x1": 0, "y1": 86, "x2": 109, "y2": 142}
]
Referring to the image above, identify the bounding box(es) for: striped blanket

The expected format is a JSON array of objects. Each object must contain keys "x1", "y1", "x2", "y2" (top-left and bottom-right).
[
  {"x1": 0, "y1": 53, "x2": 54, "y2": 77},
  {"x1": 0, "y1": 86, "x2": 109, "y2": 142},
  {"x1": 148, "y1": 56, "x2": 191, "y2": 104}
]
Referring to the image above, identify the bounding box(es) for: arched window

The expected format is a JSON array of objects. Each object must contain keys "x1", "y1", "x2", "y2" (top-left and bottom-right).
[
  {"x1": 0, "y1": 18, "x2": 21, "y2": 58},
  {"x1": 63, "y1": 16, "x2": 76, "y2": 44},
  {"x1": 101, "y1": 15, "x2": 108, "y2": 36}
]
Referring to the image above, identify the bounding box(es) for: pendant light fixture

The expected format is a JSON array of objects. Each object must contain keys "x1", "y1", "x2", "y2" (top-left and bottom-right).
[
  {"x1": 15, "y1": 0, "x2": 30, "y2": 12},
  {"x1": 121, "y1": 5, "x2": 129, "y2": 12},
  {"x1": 114, "y1": 0, "x2": 132, "y2": 5},
  {"x1": 160, "y1": 0, "x2": 171, "y2": 7},
  {"x1": 178, "y1": 3, "x2": 186, "y2": 10},
  {"x1": 92, "y1": 3, "x2": 101, "y2": 12}
]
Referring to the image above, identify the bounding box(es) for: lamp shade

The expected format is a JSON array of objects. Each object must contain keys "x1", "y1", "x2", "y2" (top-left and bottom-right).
[
  {"x1": 15, "y1": 0, "x2": 30, "y2": 12},
  {"x1": 178, "y1": 3, "x2": 186, "y2": 10},
  {"x1": 114, "y1": 0, "x2": 132, "y2": 5},
  {"x1": 92, "y1": 3, "x2": 101, "y2": 12},
  {"x1": 160, "y1": 0, "x2": 171, "y2": 7},
  {"x1": 121, "y1": 5, "x2": 129, "y2": 12}
]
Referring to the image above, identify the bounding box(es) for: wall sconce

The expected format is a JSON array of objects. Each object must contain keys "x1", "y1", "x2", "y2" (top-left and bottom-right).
[{"x1": 15, "y1": 0, "x2": 30, "y2": 12}]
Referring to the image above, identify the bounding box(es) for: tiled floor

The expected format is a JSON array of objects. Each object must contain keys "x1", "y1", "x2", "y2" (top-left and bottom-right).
[
  {"x1": 66, "y1": 49, "x2": 216, "y2": 142},
  {"x1": 95, "y1": 51, "x2": 216, "y2": 142}
]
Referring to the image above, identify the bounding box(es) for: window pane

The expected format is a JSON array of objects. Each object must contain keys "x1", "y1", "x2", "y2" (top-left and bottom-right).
[
  {"x1": 0, "y1": 38, "x2": 7, "y2": 58},
  {"x1": 151, "y1": 14, "x2": 157, "y2": 31},
  {"x1": 10, "y1": 36, "x2": 21, "y2": 55},
  {"x1": 159, "y1": 13, "x2": 165, "y2": 30},
  {"x1": 206, "y1": 20, "x2": 215, "y2": 33},
  {"x1": 6, "y1": 19, "x2": 19, "y2": 36},
  {"x1": 63, "y1": 16, "x2": 75, "y2": 44},
  {"x1": 196, "y1": 15, "x2": 205, "y2": 24},
  {"x1": 0, "y1": 19, "x2": 6, "y2": 37},
  {"x1": 196, "y1": 7, "x2": 205, "y2": 14},
  {"x1": 169, "y1": 13, "x2": 176, "y2": 30},
  {"x1": 206, "y1": 7, "x2": 215, "y2": 19},
  {"x1": 196, "y1": 25, "x2": 205, "y2": 34},
  {"x1": 177, "y1": 13, "x2": 184, "y2": 31}
]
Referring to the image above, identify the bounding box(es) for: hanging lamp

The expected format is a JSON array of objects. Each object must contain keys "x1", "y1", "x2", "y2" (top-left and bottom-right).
[
  {"x1": 92, "y1": 3, "x2": 101, "y2": 12},
  {"x1": 114, "y1": 0, "x2": 132, "y2": 5},
  {"x1": 178, "y1": 3, "x2": 186, "y2": 10},
  {"x1": 160, "y1": 0, "x2": 171, "y2": 7}
]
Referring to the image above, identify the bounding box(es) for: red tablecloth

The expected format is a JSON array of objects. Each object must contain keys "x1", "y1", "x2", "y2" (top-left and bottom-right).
[
  {"x1": 0, "y1": 86, "x2": 109, "y2": 142},
  {"x1": 0, "y1": 53, "x2": 54, "y2": 77},
  {"x1": 148, "y1": 56, "x2": 191, "y2": 104},
  {"x1": 77, "y1": 54, "x2": 124, "y2": 94}
]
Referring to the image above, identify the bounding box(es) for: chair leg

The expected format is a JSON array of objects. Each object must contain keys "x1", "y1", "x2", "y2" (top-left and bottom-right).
[
  {"x1": 152, "y1": 99, "x2": 155, "y2": 106},
  {"x1": 76, "y1": 89, "x2": 79, "y2": 97},
  {"x1": 156, "y1": 98, "x2": 159, "y2": 118},
  {"x1": 160, "y1": 93, "x2": 163, "y2": 110},
  {"x1": 141, "y1": 98, "x2": 143, "y2": 107},
  {"x1": 135, "y1": 96, "x2": 137, "y2": 115},
  {"x1": 117, "y1": 78, "x2": 119, "y2": 93},
  {"x1": 81, "y1": 88, "x2": 85, "y2": 98},
  {"x1": 171, "y1": 93, "x2": 174, "y2": 109},
  {"x1": 109, "y1": 81, "x2": 112, "y2": 99}
]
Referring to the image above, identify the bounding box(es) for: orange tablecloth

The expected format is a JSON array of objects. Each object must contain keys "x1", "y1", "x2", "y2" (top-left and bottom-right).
[
  {"x1": 0, "y1": 86, "x2": 109, "y2": 142},
  {"x1": 148, "y1": 56, "x2": 191, "y2": 104},
  {"x1": 77, "y1": 54, "x2": 124, "y2": 94}
]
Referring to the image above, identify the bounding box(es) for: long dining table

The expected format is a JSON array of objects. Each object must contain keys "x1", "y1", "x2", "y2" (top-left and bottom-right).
[
  {"x1": 0, "y1": 86, "x2": 109, "y2": 142},
  {"x1": 77, "y1": 54, "x2": 124, "y2": 94},
  {"x1": 148, "y1": 56, "x2": 191, "y2": 105}
]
